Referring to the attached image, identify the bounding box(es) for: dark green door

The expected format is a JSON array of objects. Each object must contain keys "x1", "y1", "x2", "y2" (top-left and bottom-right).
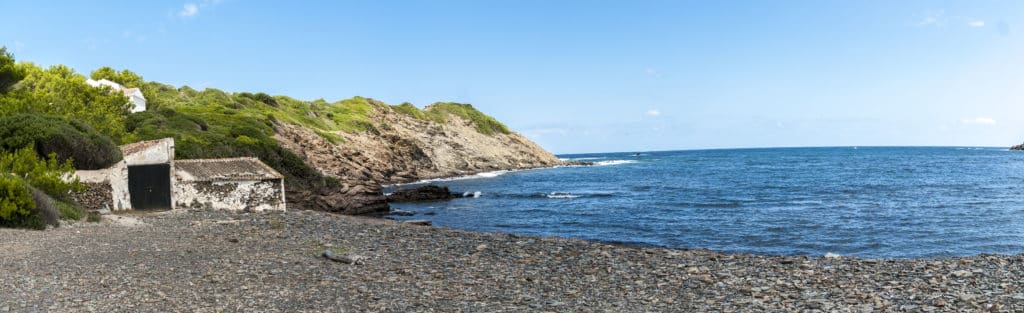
[{"x1": 127, "y1": 164, "x2": 171, "y2": 210}]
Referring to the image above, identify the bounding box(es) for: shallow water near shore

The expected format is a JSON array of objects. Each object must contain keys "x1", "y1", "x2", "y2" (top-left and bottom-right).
[{"x1": 385, "y1": 147, "x2": 1024, "y2": 258}]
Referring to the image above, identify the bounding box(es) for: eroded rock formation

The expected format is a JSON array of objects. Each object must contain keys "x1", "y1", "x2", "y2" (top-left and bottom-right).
[{"x1": 273, "y1": 104, "x2": 562, "y2": 213}]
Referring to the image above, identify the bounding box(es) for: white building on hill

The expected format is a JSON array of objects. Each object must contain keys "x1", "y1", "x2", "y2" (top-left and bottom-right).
[{"x1": 86, "y1": 78, "x2": 147, "y2": 113}]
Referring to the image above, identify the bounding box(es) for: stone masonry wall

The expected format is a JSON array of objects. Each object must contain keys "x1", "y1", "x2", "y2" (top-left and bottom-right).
[{"x1": 174, "y1": 179, "x2": 285, "y2": 212}]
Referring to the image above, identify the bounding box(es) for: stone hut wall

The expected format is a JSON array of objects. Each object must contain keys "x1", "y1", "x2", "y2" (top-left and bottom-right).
[{"x1": 174, "y1": 179, "x2": 285, "y2": 212}]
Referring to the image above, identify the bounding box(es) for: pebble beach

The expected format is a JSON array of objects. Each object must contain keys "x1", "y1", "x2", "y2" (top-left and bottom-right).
[{"x1": 1, "y1": 209, "x2": 1022, "y2": 312}]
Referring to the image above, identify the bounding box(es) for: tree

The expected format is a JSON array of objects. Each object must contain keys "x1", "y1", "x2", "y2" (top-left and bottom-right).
[
  {"x1": 3, "y1": 63, "x2": 133, "y2": 143},
  {"x1": 90, "y1": 66, "x2": 143, "y2": 88},
  {"x1": 0, "y1": 47, "x2": 25, "y2": 94}
]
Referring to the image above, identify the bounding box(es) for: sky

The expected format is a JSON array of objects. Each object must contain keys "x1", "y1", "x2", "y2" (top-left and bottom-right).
[{"x1": 2, "y1": 1, "x2": 1023, "y2": 154}]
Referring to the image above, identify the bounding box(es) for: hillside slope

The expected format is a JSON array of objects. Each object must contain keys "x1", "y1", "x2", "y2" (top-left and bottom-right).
[
  {"x1": 274, "y1": 102, "x2": 563, "y2": 213},
  {"x1": 0, "y1": 52, "x2": 562, "y2": 215},
  {"x1": 275, "y1": 104, "x2": 561, "y2": 184}
]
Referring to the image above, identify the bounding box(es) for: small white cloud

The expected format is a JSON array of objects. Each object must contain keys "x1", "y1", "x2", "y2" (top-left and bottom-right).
[
  {"x1": 180, "y1": 3, "x2": 199, "y2": 17},
  {"x1": 961, "y1": 117, "x2": 996, "y2": 125},
  {"x1": 645, "y1": 109, "x2": 661, "y2": 117},
  {"x1": 914, "y1": 9, "x2": 946, "y2": 27},
  {"x1": 968, "y1": 20, "x2": 985, "y2": 27},
  {"x1": 644, "y1": 68, "x2": 663, "y2": 78}
]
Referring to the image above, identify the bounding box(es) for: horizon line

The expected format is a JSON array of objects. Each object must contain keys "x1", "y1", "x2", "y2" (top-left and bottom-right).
[{"x1": 555, "y1": 145, "x2": 1011, "y2": 156}]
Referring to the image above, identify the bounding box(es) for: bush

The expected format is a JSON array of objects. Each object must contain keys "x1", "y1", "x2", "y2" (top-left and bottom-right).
[
  {"x1": 0, "y1": 146, "x2": 84, "y2": 199},
  {"x1": 0, "y1": 113, "x2": 122, "y2": 170},
  {"x1": 424, "y1": 102, "x2": 511, "y2": 135},
  {"x1": 392, "y1": 102, "x2": 426, "y2": 120},
  {"x1": 0, "y1": 175, "x2": 40, "y2": 229},
  {"x1": 0, "y1": 47, "x2": 25, "y2": 94}
]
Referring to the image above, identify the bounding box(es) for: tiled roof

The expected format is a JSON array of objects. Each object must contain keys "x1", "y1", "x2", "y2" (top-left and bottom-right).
[
  {"x1": 120, "y1": 139, "x2": 167, "y2": 156},
  {"x1": 174, "y1": 157, "x2": 283, "y2": 182}
]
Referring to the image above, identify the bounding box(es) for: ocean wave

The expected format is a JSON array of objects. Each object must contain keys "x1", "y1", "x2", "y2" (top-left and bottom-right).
[
  {"x1": 565, "y1": 157, "x2": 606, "y2": 161},
  {"x1": 546, "y1": 192, "x2": 580, "y2": 199},
  {"x1": 594, "y1": 160, "x2": 637, "y2": 166},
  {"x1": 462, "y1": 191, "x2": 482, "y2": 198},
  {"x1": 392, "y1": 170, "x2": 512, "y2": 185}
]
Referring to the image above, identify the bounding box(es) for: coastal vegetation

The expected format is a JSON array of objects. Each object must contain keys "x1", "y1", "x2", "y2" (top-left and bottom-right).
[
  {"x1": 0, "y1": 147, "x2": 84, "y2": 229},
  {"x1": 424, "y1": 102, "x2": 511, "y2": 135},
  {"x1": 0, "y1": 45, "x2": 520, "y2": 228}
]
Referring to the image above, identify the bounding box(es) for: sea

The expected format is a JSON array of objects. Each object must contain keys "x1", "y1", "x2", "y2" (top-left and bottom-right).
[{"x1": 383, "y1": 147, "x2": 1024, "y2": 258}]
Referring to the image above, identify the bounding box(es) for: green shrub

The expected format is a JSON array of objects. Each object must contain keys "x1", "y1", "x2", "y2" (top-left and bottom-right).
[
  {"x1": 0, "y1": 47, "x2": 25, "y2": 94},
  {"x1": 392, "y1": 102, "x2": 427, "y2": 120},
  {"x1": 0, "y1": 113, "x2": 122, "y2": 170},
  {"x1": 0, "y1": 146, "x2": 84, "y2": 199},
  {"x1": 424, "y1": 102, "x2": 511, "y2": 135},
  {"x1": 0, "y1": 175, "x2": 42, "y2": 229},
  {"x1": 89, "y1": 66, "x2": 143, "y2": 88}
]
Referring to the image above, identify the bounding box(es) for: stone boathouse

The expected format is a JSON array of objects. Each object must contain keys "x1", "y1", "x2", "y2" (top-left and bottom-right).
[{"x1": 74, "y1": 138, "x2": 286, "y2": 212}]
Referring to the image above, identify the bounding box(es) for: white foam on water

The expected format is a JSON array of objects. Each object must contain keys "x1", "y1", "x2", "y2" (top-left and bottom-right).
[
  {"x1": 566, "y1": 157, "x2": 606, "y2": 161},
  {"x1": 472, "y1": 191, "x2": 482, "y2": 198},
  {"x1": 547, "y1": 192, "x2": 580, "y2": 199},
  {"x1": 394, "y1": 170, "x2": 512, "y2": 186},
  {"x1": 593, "y1": 160, "x2": 637, "y2": 166},
  {"x1": 475, "y1": 171, "x2": 507, "y2": 178}
]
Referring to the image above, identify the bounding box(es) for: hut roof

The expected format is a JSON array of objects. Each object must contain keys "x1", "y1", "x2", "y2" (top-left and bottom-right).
[{"x1": 174, "y1": 157, "x2": 283, "y2": 182}]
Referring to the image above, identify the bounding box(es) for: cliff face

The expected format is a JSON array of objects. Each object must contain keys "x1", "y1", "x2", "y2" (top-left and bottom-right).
[{"x1": 274, "y1": 103, "x2": 562, "y2": 213}]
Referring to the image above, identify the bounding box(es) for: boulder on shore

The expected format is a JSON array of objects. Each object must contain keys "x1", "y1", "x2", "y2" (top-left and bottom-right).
[
  {"x1": 387, "y1": 185, "x2": 458, "y2": 202},
  {"x1": 288, "y1": 182, "x2": 390, "y2": 215}
]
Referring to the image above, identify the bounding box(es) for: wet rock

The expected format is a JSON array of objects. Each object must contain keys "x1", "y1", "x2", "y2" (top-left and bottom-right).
[
  {"x1": 402, "y1": 220, "x2": 432, "y2": 226},
  {"x1": 387, "y1": 185, "x2": 458, "y2": 202},
  {"x1": 288, "y1": 182, "x2": 389, "y2": 215}
]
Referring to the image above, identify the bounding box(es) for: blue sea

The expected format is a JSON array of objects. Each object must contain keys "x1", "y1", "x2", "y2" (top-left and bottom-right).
[{"x1": 384, "y1": 147, "x2": 1024, "y2": 258}]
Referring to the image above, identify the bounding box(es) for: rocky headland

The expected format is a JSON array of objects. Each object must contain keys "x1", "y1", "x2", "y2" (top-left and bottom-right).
[{"x1": 272, "y1": 102, "x2": 563, "y2": 215}]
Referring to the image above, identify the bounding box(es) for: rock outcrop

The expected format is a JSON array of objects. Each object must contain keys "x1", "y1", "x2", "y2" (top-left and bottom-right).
[
  {"x1": 1011, "y1": 143, "x2": 1023, "y2": 150},
  {"x1": 386, "y1": 185, "x2": 457, "y2": 202},
  {"x1": 273, "y1": 102, "x2": 563, "y2": 213}
]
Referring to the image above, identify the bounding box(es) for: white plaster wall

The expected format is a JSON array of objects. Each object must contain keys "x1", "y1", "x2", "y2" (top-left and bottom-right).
[
  {"x1": 174, "y1": 180, "x2": 285, "y2": 212},
  {"x1": 109, "y1": 161, "x2": 131, "y2": 211},
  {"x1": 124, "y1": 139, "x2": 175, "y2": 166},
  {"x1": 73, "y1": 169, "x2": 109, "y2": 184}
]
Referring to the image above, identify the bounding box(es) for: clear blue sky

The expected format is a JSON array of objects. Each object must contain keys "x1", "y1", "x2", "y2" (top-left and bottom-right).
[{"x1": 2, "y1": 1, "x2": 1023, "y2": 154}]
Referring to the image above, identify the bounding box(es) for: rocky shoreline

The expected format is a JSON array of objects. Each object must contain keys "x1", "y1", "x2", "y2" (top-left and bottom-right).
[{"x1": 1, "y1": 209, "x2": 1021, "y2": 312}]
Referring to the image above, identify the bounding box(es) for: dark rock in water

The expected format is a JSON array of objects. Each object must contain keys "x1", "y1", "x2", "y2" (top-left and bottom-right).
[
  {"x1": 387, "y1": 185, "x2": 459, "y2": 202},
  {"x1": 1011, "y1": 143, "x2": 1024, "y2": 150},
  {"x1": 563, "y1": 160, "x2": 594, "y2": 166},
  {"x1": 423, "y1": 211, "x2": 437, "y2": 216}
]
